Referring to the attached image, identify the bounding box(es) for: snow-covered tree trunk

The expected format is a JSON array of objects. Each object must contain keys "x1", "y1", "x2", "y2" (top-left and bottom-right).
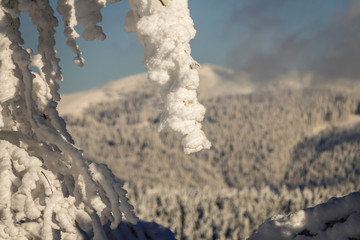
[{"x1": 0, "y1": 0, "x2": 208, "y2": 239}]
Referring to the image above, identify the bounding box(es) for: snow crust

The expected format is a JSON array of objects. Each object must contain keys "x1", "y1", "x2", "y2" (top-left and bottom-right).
[
  {"x1": 125, "y1": 0, "x2": 211, "y2": 154},
  {"x1": 248, "y1": 191, "x2": 360, "y2": 240}
]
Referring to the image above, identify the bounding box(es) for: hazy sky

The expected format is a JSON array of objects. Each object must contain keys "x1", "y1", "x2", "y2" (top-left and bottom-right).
[{"x1": 20, "y1": 0, "x2": 359, "y2": 93}]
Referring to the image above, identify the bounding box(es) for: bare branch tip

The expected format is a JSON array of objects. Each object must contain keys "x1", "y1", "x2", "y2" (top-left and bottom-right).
[
  {"x1": 41, "y1": 171, "x2": 54, "y2": 195},
  {"x1": 159, "y1": 0, "x2": 166, "y2": 6}
]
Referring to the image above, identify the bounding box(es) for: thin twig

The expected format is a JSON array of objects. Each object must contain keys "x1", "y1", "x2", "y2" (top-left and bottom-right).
[
  {"x1": 41, "y1": 171, "x2": 54, "y2": 194},
  {"x1": 159, "y1": 0, "x2": 166, "y2": 6}
]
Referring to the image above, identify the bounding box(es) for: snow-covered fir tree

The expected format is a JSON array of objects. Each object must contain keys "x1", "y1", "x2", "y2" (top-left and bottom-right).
[
  {"x1": 1, "y1": 0, "x2": 360, "y2": 240},
  {"x1": 0, "y1": 0, "x2": 209, "y2": 238}
]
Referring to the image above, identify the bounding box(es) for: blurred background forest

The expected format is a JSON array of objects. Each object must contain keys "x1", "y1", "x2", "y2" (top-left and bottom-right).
[
  {"x1": 36, "y1": 0, "x2": 360, "y2": 239},
  {"x1": 60, "y1": 65, "x2": 360, "y2": 239}
]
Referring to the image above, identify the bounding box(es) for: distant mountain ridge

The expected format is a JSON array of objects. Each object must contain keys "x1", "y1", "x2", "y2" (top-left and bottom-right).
[
  {"x1": 58, "y1": 64, "x2": 249, "y2": 116},
  {"x1": 59, "y1": 64, "x2": 360, "y2": 117}
]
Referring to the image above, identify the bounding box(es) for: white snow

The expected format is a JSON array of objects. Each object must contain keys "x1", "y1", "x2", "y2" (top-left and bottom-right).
[
  {"x1": 57, "y1": 0, "x2": 84, "y2": 67},
  {"x1": 125, "y1": 0, "x2": 211, "y2": 153},
  {"x1": 2, "y1": 0, "x2": 360, "y2": 239},
  {"x1": 0, "y1": 11, "x2": 18, "y2": 104},
  {"x1": 0, "y1": 0, "x2": 209, "y2": 238},
  {"x1": 75, "y1": 0, "x2": 107, "y2": 41},
  {"x1": 248, "y1": 191, "x2": 360, "y2": 240},
  {"x1": 0, "y1": 0, "x2": 157, "y2": 238}
]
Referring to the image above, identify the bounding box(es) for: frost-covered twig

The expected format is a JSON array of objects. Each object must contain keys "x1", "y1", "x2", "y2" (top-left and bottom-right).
[
  {"x1": 125, "y1": 0, "x2": 211, "y2": 154},
  {"x1": 75, "y1": 0, "x2": 107, "y2": 41},
  {"x1": 41, "y1": 171, "x2": 54, "y2": 194},
  {"x1": 57, "y1": 0, "x2": 84, "y2": 67},
  {"x1": 0, "y1": 0, "x2": 208, "y2": 239},
  {"x1": 18, "y1": 0, "x2": 62, "y2": 101},
  {"x1": 0, "y1": 1, "x2": 138, "y2": 239},
  {"x1": 159, "y1": 0, "x2": 166, "y2": 6}
]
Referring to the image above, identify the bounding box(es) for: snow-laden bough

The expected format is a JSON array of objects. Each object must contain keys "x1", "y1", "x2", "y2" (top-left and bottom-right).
[
  {"x1": 125, "y1": 0, "x2": 212, "y2": 154},
  {"x1": 0, "y1": 0, "x2": 207, "y2": 238},
  {"x1": 248, "y1": 191, "x2": 360, "y2": 240}
]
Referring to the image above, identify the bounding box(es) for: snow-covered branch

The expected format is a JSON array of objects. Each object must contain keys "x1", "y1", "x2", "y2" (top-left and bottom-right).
[
  {"x1": 0, "y1": 0, "x2": 209, "y2": 238},
  {"x1": 57, "y1": 0, "x2": 84, "y2": 67},
  {"x1": 0, "y1": 0, "x2": 139, "y2": 238},
  {"x1": 249, "y1": 191, "x2": 360, "y2": 240},
  {"x1": 125, "y1": 0, "x2": 211, "y2": 154}
]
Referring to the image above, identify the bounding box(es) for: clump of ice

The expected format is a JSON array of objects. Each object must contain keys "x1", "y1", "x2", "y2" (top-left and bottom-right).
[
  {"x1": 125, "y1": 0, "x2": 211, "y2": 154},
  {"x1": 57, "y1": 0, "x2": 84, "y2": 67}
]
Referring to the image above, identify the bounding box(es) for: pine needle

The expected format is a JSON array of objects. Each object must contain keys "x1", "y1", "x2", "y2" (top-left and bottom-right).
[
  {"x1": 159, "y1": 0, "x2": 166, "y2": 6},
  {"x1": 41, "y1": 171, "x2": 54, "y2": 195}
]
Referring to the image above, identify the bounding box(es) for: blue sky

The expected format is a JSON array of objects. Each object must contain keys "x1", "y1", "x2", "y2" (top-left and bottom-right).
[{"x1": 20, "y1": 0, "x2": 359, "y2": 93}]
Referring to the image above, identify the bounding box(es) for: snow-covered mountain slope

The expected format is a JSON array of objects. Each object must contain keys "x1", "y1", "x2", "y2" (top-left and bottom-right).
[
  {"x1": 63, "y1": 88, "x2": 360, "y2": 190},
  {"x1": 60, "y1": 72, "x2": 360, "y2": 239},
  {"x1": 58, "y1": 73, "x2": 149, "y2": 116},
  {"x1": 58, "y1": 64, "x2": 249, "y2": 116}
]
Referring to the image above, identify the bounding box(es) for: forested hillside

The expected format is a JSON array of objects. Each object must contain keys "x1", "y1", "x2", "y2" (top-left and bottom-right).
[{"x1": 62, "y1": 83, "x2": 360, "y2": 239}]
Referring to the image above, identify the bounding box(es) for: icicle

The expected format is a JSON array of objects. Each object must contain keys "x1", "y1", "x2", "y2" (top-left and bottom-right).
[
  {"x1": 18, "y1": 0, "x2": 61, "y2": 101},
  {"x1": 125, "y1": 0, "x2": 211, "y2": 154},
  {"x1": 75, "y1": 0, "x2": 107, "y2": 41},
  {"x1": 0, "y1": 10, "x2": 18, "y2": 104},
  {"x1": 57, "y1": 0, "x2": 84, "y2": 67}
]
